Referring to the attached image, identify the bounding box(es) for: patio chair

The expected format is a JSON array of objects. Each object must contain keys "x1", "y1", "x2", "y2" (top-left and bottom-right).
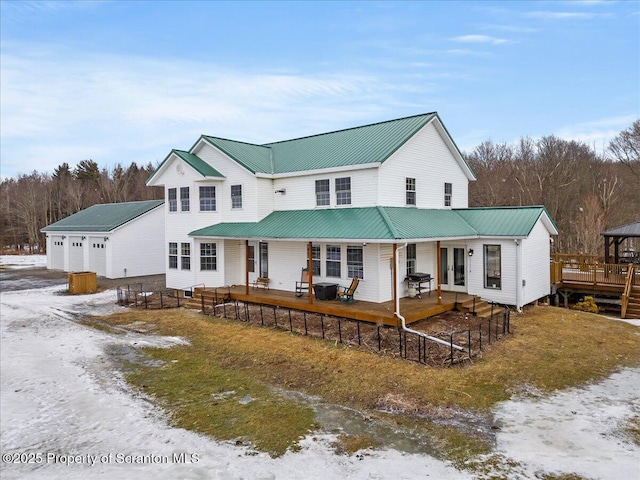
[
  {"x1": 295, "y1": 268, "x2": 310, "y2": 297},
  {"x1": 337, "y1": 277, "x2": 359, "y2": 302}
]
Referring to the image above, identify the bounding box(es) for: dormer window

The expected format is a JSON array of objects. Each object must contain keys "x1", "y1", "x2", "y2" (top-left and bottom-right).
[
  {"x1": 444, "y1": 182, "x2": 452, "y2": 207},
  {"x1": 335, "y1": 177, "x2": 351, "y2": 205},
  {"x1": 406, "y1": 178, "x2": 416, "y2": 206}
]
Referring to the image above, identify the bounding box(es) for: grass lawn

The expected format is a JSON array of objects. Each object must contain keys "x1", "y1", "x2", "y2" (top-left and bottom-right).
[{"x1": 92, "y1": 305, "x2": 640, "y2": 465}]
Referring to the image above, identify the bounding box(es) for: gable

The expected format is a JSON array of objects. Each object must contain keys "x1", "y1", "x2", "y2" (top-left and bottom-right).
[
  {"x1": 42, "y1": 200, "x2": 164, "y2": 233},
  {"x1": 147, "y1": 150, "x2": 225, "y2": 186}
]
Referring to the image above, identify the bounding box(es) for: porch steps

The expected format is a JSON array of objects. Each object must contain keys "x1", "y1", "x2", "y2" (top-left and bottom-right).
[
  {"x1": 456, "y1": 297, "x2": 504, "y2": 319},
  {"x1": 184, "y1": 287, "x2": 232, "y2": 312},
  {"x1": 624, "y1": 286, "x2": 640, "y2": 319}
]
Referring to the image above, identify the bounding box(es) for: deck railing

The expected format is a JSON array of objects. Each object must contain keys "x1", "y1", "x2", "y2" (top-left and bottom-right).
[
  {"x1": 551, "y1": 261, "x2": 633, "y2": 286},
  {"x1": 621, "y1": 266, "x2": 636, "y2": 318}
]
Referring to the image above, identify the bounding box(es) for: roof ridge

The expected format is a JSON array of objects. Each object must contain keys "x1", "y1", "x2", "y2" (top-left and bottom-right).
[
  {"x1": 262, "y1": 112, "x2": 437, "y2": 146},
  {"x1": 202, "y1": 135, "x2": 271, "y2": 149}
]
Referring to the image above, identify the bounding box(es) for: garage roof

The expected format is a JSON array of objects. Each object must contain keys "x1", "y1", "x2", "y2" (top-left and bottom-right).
[{"x1": 42, "y1": 200, "x2": 164, "y2": 233}]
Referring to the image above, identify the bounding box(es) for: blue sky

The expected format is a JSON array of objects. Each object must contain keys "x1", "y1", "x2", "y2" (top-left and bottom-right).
[{"x1": 1, "y1": 0, "x2": 638, "y2": 179}]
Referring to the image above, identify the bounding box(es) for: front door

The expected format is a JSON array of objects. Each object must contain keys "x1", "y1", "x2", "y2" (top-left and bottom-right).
[{"x1": 440, "y1": 246, "x2": 466, "y2": 292}]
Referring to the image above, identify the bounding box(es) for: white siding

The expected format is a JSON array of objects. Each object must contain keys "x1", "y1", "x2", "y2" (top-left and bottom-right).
[
  {"x1": 378, "y1": 122, "x2": 469, "y2": 209},
  {"x1": 272, "y1": 167, "x2": 379, "y2": 211},
  {"x1": 521, "y1": 220, "x2": 552, "y2": 305},
  {"x1": 467, "y1": 239, "x2": 518, "y2": 306},
  {"x1": 110, "y1": 206, "x2": 165, "y2": 279}
]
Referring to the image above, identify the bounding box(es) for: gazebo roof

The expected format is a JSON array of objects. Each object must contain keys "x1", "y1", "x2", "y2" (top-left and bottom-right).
[{"x1": 601, "y1": 221, "x2": 640, "y2": 238}]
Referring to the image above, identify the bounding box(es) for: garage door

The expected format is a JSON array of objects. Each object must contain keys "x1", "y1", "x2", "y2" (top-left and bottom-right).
[
  {"x1": 68, "y1": 236, "x2": 84, "y2": 272},
  {"x1": 50, "y1": 236, "x2": 65, "y2": 270},
  {"x1": 88, "y1": 237, "x2": 107, "y2": 277}
]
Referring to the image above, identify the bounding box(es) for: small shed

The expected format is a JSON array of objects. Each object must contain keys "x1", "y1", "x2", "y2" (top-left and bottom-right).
[
  {"x1": 42, "y1": 200, "x2": 165, "y2": 279},
  {"x1": 602, "y1": 221, "x2": 640, "y2": 264}
]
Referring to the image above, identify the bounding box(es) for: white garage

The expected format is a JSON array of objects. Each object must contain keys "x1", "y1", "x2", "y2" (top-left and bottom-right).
[{"x1": 42, "y1": 200, "x2": 165, "y2": 279}]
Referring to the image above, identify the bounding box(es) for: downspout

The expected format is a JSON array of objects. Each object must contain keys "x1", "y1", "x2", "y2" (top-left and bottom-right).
[
  {"x1": 515, "y1": 239, "x2": 523, "y2": 312},
  {"x1": 394, "y1": 243, "x2": 464, "y2": 351}
]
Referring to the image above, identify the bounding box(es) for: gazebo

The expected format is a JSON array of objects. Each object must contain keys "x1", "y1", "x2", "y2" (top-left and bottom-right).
[{"x1": 602, "y1": 221, "x2": 640, "y2": 264}]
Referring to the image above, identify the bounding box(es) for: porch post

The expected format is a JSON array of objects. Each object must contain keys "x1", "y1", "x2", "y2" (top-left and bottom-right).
[
  {"x1": 307, "y1": 241, "x2": 314, "y2": 304},
  {"x1": 604, "y1": 235, "x2": 611, "y2": 264},
  {"x1": 436, "y1": 240, "x2": 442, "y2": 305},
  {"x1": 392, "y1": 243, "x2": 398, "y2": 309},
  {"x1": 245, "y1": 240, "x2": 250, "y2": 295}
]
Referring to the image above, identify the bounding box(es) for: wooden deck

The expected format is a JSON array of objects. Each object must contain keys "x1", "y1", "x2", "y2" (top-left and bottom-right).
[
  {"x1": 193, "y1": 285, "x2": 476, "y2": 327},
  {"x1": 552, "y1": 262, "x2": 639, "y2": 295}
]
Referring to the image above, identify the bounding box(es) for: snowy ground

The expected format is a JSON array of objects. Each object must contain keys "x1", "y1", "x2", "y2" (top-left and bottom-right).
[{"x1": 1, "y1": 256, "x2": 639, "y2": 479}]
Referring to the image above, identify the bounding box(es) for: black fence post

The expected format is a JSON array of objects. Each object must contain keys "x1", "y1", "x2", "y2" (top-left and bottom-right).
[
  {"x1": 304, "y1": 312, "x2": 308, "y2": 335},
  {"x1": 468, "y1": 329, "x2": 472, "y2": 358},
  {"x1": 338, "y1": 318, "x2": 342, "y2": 343},
  {"x1": 320, "y1": 315, "x2": 325, "y2": 339},
  {"x1": 450, "y1": 334, "x2": 454, "y2": 366},
  {"x1": 357, "y1": 321, "x2": 361, "y2": 346},
  {"x1": 377, "y1": 326, "x2": 381, "y2": 351},
  {"x1": 479, "y1": 323, "x2": 483, "y2": 351},
  {"x1": 288, "y1": 309, "x2": 293, "y2": 331},
  {"x1": 273, "y1": 306, "x2": 277, "y2": 327}
]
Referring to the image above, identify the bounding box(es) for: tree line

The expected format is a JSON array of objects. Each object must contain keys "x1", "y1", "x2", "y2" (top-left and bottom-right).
[
  {"x1": 1, "y1": 120, "x2": 638, "y2": 256},
  {"x1": 466, "y1": 120, "x2": 639, "y2": 254},
  {"x1": 0, "y1": 161, "x2": 163, "y2": 252}
]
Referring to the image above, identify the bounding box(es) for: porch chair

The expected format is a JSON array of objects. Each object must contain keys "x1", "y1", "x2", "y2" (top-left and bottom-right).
[
  {"x1": 337, "y1": 277, "x2": 359, "y2": 303},
  {"x1": 295, "y1": 268, "x2": 310, "y2": 297}
]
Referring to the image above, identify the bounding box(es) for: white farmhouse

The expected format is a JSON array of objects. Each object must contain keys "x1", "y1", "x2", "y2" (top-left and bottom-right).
[
  {"x1": 147, "y1": 113, "x2": 557, "y2": 310},
  {"x1": 42, "y1": 200, "x2": 165, "y2": 279}
]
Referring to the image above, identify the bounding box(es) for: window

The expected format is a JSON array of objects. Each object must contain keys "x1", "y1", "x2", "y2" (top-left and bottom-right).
[
  {"x1": 347, "y1": 246, "x2": 364, "y2": 279},
  {"x1": 200, "y1": 243, "x2": 217, "y2": 271},
  {"x1": 199, "y1": 186, "x2": 216, "y2": 211},
  {"x1": 168, "y1": 188, "x2": 177, "y2": 212},
  {"x1": 326, "y1": 245, "x2": 341, "y2": 277},
  {"x1": 406, "y1": 178, "x2": 416, "y2": 206},
  {"x1": 406, "y1": 243, "x2": 416, "y2": 276},
  {"x1": 259, "y1": 242, "x2": 268, "y2": 278},
  {"x1": 231, "y1": 185, "x2": 242, "y2": 209},
  {"x1": 248, "y1": 245, "x2": 255, "y2": 273},
  {"x1": 180, "y1": 187, "x2": 190, "y2": 212},
  {"x1": 312, "y1": 245, "x2": 321, "y2": 276},
  {"x1": 315, "y1": 179, "x2": 330, "y2": 206},
  {"x1": 335, "y1": 177, "x2": 351, "y2": 205},
  {"x1": 444, "y1": 182, "x2": 452, "y2": 207},
  {"x1": 484, "y1": 245, "x2": 501, "y2": 289},
  {"x1": 169, "y1": 242, "x2": 178, "y2": 269},
  {"x1": 181, "y1": 242, "x2": 191, "y2": 270}
]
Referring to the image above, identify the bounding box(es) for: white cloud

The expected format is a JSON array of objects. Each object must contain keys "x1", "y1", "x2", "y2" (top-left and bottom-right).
[
  {"x1": 0, "y1": 44, "x2": 394, "y2": 177},
  {"x1": 555, "y1": 115, "x2": 637, "y2": 150},
  {"x1": 450, "y1": 34, "x2": 511, "y2": 45},
  {"x1": 524, "y1": 11, "x2": 611, "y2": 20}
]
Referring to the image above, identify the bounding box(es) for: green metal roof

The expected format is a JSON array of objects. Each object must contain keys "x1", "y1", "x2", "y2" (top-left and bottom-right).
[
  {"x1": 454, "y1": 206, "x2": 557, "y2": 237},
  {"x1": 190, "y1": 206, "x2": 556, "y2": 241},
  {"x1": 149, "y1": 112, "x2": 475, "y2": 181},
  {"x1": 264, "y1": 113, "x2": 438, "y2": 174},
  {"x1": 200, "y1": 137, "x2": 272, "y2": 174},
  {"x1": 42, "y1": 200, "x2": 164, "y2": 233},
  {"x1": 173, "y1": 150, "x2": 225, "y2": 177}
]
